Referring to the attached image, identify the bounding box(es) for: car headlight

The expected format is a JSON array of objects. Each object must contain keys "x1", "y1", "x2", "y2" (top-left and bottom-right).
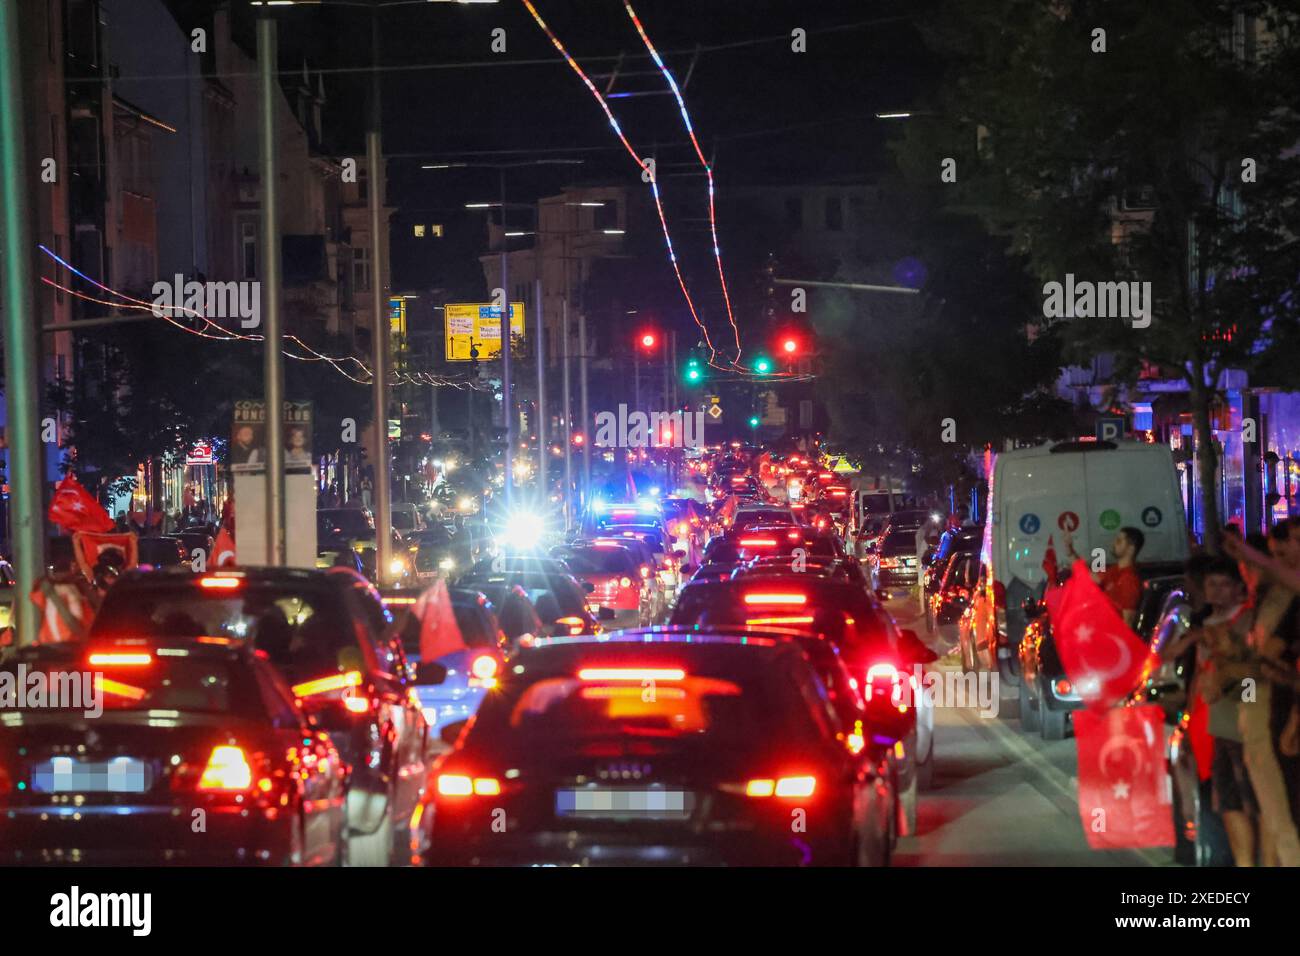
[
  {"x1": 439, "y1": 557, "x2": 455, "y2": 570},
  {"x1": 389, "y1": 557, "x2": 407, "y2": 575}
]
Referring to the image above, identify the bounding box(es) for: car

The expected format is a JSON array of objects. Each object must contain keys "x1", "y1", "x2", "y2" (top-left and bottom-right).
[
  {"x1": 928, "y1": 551, "x2": 980, "y2": 639},
  {"x1": 136, "y1": 536, "x2": 189, "y2": 569},
  {"x1": 409, "y1": 523, "x2": 462, "y2": 581},
  {"x1": 551, "y1": 542, "x2": 654, "y2": 626},
  {"x1": 88, "y1": 567, "x2": 429, "y2": 867},
  {"x1": 390, "y1": 503, "x2": 427, "y2": 535},
  {"x1": 424, "y1": 630, "x2": 896, "y2": 866},
  {"x1": 176, "y1": 530, "x2": 214, "y2": 564},
  {"x1": 668, "y1": 574, "x2": 938, "y2": 818},
  {"x1": 0, "y1": 637, "x2": 348, "y2": 864},
  {"x1": 385, "y1": 587, "x2": 514, "y2": 744},
  {"x1": 731, "y1": 504, "x2": 797, "y2": 531},
  {"x1": 1015, "y1": 561, "x2": 1185, "y2": 740},
  {"x1": 456, "y1": 569, "x2": 604, "y2": 637},
  {"x1": 871, "y1": 528, "x2": 922, "y2": 597}
]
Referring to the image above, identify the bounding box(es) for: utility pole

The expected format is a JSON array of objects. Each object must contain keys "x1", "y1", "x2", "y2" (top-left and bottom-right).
[
  {"x1": 0, "y1": 2, "x2": 47, "y2": 642},
  {"x1": 534, "y1": 278, "x2": 546, "y2": 503},
  {"x1": 579, "y1": 308, "x2": 591, "y2": 514},
  {"x1": 257, "y1": 15, "x2": 285, "y2": 566},
  {"x1": 499, "y1": 169, "x2": 514, "y2": 508},
  {"x1": 561, "y1": 297, "x2": 573, "y2": 529},
  {"x1": 368, "y1": 11, "x2": 392, "y2": 584}
]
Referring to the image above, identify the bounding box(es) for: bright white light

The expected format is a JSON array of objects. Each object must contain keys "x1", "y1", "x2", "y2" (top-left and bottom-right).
[
  {"x1": 439, "y1": 557, "x2": 456, "y2": 570},
  {"x1": 504, "y1": 513, "x2": 545, "y2": 549}
]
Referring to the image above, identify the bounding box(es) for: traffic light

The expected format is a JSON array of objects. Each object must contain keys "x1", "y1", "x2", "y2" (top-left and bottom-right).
[
  {"x1": 748, "y1": 415, "x2": 760, "y2": 428},
  {"x1": 637, "y1": 330, "x2": 659, "y2": 350},
  {"x1": 752, "y1": 355, "x2": 772, "y2": 375},
  {"x1": 684, "y1": 355, "x2": 703, "y2": 384},
  {"x1": 780, "y1": 335, "x2": 800, "y2": 355}
]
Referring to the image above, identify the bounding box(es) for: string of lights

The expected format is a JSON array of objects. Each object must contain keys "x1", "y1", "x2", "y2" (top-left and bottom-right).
[
  {"x1": 622, "y1": 1, "x2": 743, "y2": 367},
  {"x1": 520, "y1": 0, "x2": 723, "y2": 367},
  {"x1": 39, "y1": 246, "x2": 483, "y2": 390}
]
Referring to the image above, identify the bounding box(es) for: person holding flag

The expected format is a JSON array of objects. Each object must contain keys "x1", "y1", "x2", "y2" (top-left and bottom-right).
[{"x1": 1062, "y1": 525, "x2": 1145, "y2": 627}]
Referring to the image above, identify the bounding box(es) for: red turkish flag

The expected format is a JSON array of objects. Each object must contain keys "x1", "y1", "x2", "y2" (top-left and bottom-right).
[
  {"x1": 1041, "y1": 535, "x2": 1059, "y2": 589},
  {"x1": 48, "y1": 473, "x2": 114, "y2": 533},
  {"x1": 212, "y1": 525, "x2": 236, "y2": 567},
  {"x1": 413, "y1": 578, "x2": 468, "y2": 663},
  {"x1": 1045, "y1": 559, "x2": 1154, "y2": 708},
  {"x1": 1073, "y1": 704, "x2": 1174, "y2": 849}
]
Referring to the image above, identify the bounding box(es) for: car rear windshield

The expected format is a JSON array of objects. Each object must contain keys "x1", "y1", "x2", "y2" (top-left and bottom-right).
[
  {"x1": 318, "y1": 510, "x2": 373, "y2": 538},
  {"x1": 93, "y1": 582, "x2": 361, "y2": 684},
  {"x1": 554, "y1": 547, "x2": 638, "y2": 576},
  {"x1": 3, "y1": 655, "x2": 254, "y2": 714},
  {"x1": 882, "y1": 530, "x2": 915, "y2": 552},
  {"x1": 472, "y1": 650, "x2": 809, "y2": 754}
]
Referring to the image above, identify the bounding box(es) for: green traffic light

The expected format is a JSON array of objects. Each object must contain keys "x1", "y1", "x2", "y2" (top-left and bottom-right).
[
  {"x1": 753, "y1": 357, "x2": 772, "y2": 374},
  {"x1": 748, "y1": 416, "x2": 760, "y2": 428},
  {"x1": 686, "y1": 367, "x2": 702, "y2": 383}
]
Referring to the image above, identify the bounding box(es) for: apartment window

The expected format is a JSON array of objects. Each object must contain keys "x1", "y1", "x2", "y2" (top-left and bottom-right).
[
  {"x1": 430, "y1": 224, "x2": 444, "y2": 237},
  {"x1": 413, "y1": 224, "x2": 426, "y2": 238},
  {"x1": 240, "y1": 220, "x2": 258, "y2": 279},
  {"x1": 353, "y1": 246, "x2": 372, "y2": 292},
  {"x1": 784, "y1": 196, "x2": 802, "y2": 229},
  {"x1": 594, "y1": 200, "x2": 618, "y2": 231},
  {"x1": 824, "y1": 196, "x2": 843, "y2": 231}
]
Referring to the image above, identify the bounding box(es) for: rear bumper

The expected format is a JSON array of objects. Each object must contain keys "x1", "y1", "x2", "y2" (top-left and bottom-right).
[{"x1": 0, "y1": 804, "x2": 296, "y2": 865}]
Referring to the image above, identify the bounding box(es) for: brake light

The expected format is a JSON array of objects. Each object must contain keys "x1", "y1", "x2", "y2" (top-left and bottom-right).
[
  {"x1": 738, "y1": 537, "x2": 777, "y2": 547},
  {"x1": 577, "y1": 667, "x2": 685, "y2": 682},
  {"x1": 198, "y1": 745, "x2": 254, "y2": 791},
  {"x1": 864, "y1": 662, "x2": 903, "y2": 704},
  {"x1": 342, "y1": 687, "x2": 373, "y2": 714},
  {"x1": 87, "y1": 652, "x2": 152, "y2": 667},
  {"x1": 743, "y1": 592, "x2": 807, "y2": 606},
  {"x1": 619, "y1": 576, "x2": 633, "y2": 588},
  {"x1": 293, "y1": 670, "x2": 363, "y2": 698},
  {"x1": 469, "y1": 654, "x2": 500, "y2": 686},
  {"x1": 745, "y1": 616, "x2": 815, "y2": 626},
  {"x1": 437, "y1": 774, "x2": 500, "y2": 797},
  {"x1": 199, "y1": 577, "x2": 241, "y2": 589},
  {"x1": 879, "y1": 557, "x2": 901, "y2": 569},
  {"x1": 639, "y1": 565, "x2": 651, "y2": 578},
  {"x1": 555, "y1": 616, "x2": 586, "y2": 636},
  {"x1": 743, "y1": 776, "x2": 817, "y2": 799},
  {"x1": 1054, "y1": 679, "x2": 1073, "y2": 696},
  {"x1": 786, "y1": 530, "x2": 802, "y2": 541}
]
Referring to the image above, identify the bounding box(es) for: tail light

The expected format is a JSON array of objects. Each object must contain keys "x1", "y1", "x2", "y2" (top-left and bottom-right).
[
  {"x1": 554, "y1": 616, "x2": 586, "y2": 636},
  {"x1": 1054, "y1": 679, "x2": 1073, "y2": 696},
  {"x1": 87, "y1": 651, "x2": 153, "y2": 667},
  {"x1": 879, "y1": 557, "x2": 901, "y2": 569},
  {"x1": 739, "y1": 775, "x2": 817, "y2": 799},
  {"x1": 864, "y1": 662, "x2": 905, "y2": 707},
  {"x1": 342, "y1": 686, "x2": 374, "y2": 715},
  {"x1": 469, "y1": 653, "x2": 501, "y2": 687},
  {"x1": 437, "y1": 774, "x2": 501, "y2": 797},
  {"x1": 198, "y1": 745, "x2": 255, "y2": 792},
  {"x1": 639, "y1": 565, "x2": 651, "y2": 578},
  {"x1": 619, "y1": 576, "x2": 633, "y2": 588},
  {"x1": 993, "y1": 580, "x2": 1007, "y2": 610}
]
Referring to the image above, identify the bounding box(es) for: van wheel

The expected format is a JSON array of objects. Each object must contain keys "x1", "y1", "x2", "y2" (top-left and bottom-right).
[
  {"x1": 1019, "y1": 678, "x2": 1040, "y2": 732},
  {"x1": 1041, "y1": 705, "x2": 1067, "y2": 741}
]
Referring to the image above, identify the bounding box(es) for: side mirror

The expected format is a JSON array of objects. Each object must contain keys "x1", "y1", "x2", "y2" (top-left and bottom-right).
[
  {"x1": 598, "y1": 606, "x2": 616, "y2": 622},
  {"x1": 899, "y1": 628, "x2": 939, "y2": 665},
  {"x1": 414, "y1": 661, "x2": 448, "y2": 686},
  {"x1": 440, "y1": 719, "x2": 468, "y2": 748}
]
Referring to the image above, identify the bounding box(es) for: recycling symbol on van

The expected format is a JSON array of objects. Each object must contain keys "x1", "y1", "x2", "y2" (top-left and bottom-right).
[{"x1": 1141, "y1": 506, "x2": 1162, "y2": 527}]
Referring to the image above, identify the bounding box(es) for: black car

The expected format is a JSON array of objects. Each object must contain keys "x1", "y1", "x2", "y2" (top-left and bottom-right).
[
  {"x1": 424, "y1": 631, "x2": 894, "y2": 866},
  {"x1": 0, "y1": 638, "x2": 348, "y2": 864},
  {"x1": 456, "y1": 569, "x2": 603, "y2": 636},
  {"x1": 88, "y1": 567, "x2": 429, "y2": 866},
  {"x1": 927, "y1": 551, "x2": 980, "y2": 635},
  {"x1": 137, "y1": 536, "x2": 189, "y2": 569}
]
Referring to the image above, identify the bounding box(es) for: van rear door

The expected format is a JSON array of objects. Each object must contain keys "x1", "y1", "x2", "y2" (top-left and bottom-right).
[{"x1": 1081, "y1": 445, "x2": 1188, "y2": 564}]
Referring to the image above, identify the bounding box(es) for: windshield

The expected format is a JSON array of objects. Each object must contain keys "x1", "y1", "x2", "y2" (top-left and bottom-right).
[{"x1": 318, "y1": 509, "x2": 373, "y2": 538}]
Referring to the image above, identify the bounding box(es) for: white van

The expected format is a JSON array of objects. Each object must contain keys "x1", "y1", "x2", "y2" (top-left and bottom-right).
[{"x1": 971, "y1": 439, "x2": 1188, "y2": 680}]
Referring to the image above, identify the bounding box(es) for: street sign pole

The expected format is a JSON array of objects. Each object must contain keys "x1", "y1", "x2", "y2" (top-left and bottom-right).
[
  {"x1": 1, "y1": 3, "x2": 47, "y2": 642},
  {"x1": 368, "y1": 12, "x2": 392, "y2": 584},
  {"x1": 534, "y1": 278, "x2": 547, "y2": 504},
  {"x1": 257, "y1": 16, "x2": 285, "y2": 566},
  {"x1": 499, "y1": 169, "x2": 514, "y2": 508},
  {"x1": 561, "y1": 298, "x2": 573, "y2": 529}
]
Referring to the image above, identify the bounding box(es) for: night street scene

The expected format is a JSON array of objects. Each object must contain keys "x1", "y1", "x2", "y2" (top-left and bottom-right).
[{"x1": 1, "y1": 0, "x2": 1298, "y2": 935}]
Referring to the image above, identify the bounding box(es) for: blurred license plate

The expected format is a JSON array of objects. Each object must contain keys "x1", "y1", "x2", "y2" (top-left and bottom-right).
[
  {"x1": 31, "y1": 757, "x2": 152, "y2": 794},
  {"x1": 555, "y1": 788, "x2": 694, "y2": 820}
]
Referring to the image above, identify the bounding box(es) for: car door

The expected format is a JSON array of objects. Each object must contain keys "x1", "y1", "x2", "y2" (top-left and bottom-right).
[{"x1": 350, "y1": 586, "x2": 427, "y2": 832}]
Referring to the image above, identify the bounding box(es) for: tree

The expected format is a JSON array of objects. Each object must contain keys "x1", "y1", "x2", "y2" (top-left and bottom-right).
[{"x1": 902, "y1": 0, "x2": 1300, "y2": 550}]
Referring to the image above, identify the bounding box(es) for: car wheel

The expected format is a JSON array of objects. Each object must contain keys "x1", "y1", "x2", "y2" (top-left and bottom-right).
[
  {"x1": 916, "y1": 739, "x2": 935, "y2": 791},
  {"x1": 345, "y1": 811, "x2": 395, "y2": 867},
  {"x1": 1041, "y1": 703, "x2": 1068, "y2": 741},
  {"x1": 1019, "y1": 677, "x2": 1040, "y2": 732},
  {"x1": 900, "y1": 772, "x2": 918, "y2": 837}
]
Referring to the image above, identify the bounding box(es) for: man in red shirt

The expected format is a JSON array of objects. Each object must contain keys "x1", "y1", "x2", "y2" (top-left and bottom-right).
[{"x1": 1064, "y1": 526, "x2": 1145, "y2": 626}]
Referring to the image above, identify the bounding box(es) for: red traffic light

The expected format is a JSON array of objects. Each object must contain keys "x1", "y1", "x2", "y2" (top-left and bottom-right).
[
  {"x1": 638, "y1": 331, "x2": 659, "y2": 350},
  {"x1": 782, "y1": 337, "x2": 799, "y2": 354}
]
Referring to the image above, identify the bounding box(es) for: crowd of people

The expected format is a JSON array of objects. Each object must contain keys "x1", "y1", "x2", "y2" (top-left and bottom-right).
[{"x1": 1162, "y1": 520, "x2": 1300, "y2": 866}]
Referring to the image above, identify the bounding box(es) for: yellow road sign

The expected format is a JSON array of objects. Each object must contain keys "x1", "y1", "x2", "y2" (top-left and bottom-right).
[{"x1": 444, "y1": 302, "x2": 525, "y2": 362}]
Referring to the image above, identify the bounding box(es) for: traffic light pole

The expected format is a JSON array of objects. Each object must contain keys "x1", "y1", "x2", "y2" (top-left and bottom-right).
[
  {"x1": 368, "y1": 12, "x2": 393, "y2": 585},
  {"x1": 1, "y1": 3, "x2": 47, "y2": 643},
  {"x1": 561, "y1": 298, "x2": 573, "y2": 529},
  {"x1": 579, "y1": 309, "x2": 591, "y2": 513},
  {"x1": 534, "y1": 278, "x2": 546, "y2": 502},
  {"x1": 499, "y1": 168, "x2": 514, "y2": 509}
]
